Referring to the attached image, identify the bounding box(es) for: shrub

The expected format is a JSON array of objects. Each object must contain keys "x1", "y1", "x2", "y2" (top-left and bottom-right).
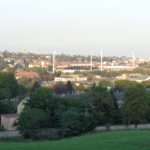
[
  {"x1": 59, "y1": 108, "x2": 95, "y2": 137},
  {"x1": 34, "y1": 128, "x2": 60, "y2": 140},
  {"x1": 17, "y1": 108, "x2": 49, "y2": 138},
  {"x1": 0, "y1": 125, "x2": 5, "y2": 131}
]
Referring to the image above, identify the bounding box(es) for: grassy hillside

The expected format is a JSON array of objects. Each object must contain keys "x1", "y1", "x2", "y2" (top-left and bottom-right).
[{"x1": 1, "y1": 130, "x2": 150, "y2": 150}]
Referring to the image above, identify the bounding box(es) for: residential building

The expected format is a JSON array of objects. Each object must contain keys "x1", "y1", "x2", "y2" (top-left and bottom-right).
[{"x1": 1, "y1": 114, "x2": 19, "y2": 131}]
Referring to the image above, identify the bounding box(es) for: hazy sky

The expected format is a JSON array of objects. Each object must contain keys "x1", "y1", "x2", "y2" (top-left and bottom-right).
[{"x1": 0, "y1": 0, "x2": 150, "y2": 57}]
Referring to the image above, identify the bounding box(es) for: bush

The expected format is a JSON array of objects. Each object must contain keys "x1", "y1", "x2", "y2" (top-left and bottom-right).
[
  {"x1": 17, "y1": 108, "x2": 49, "y2": 138},
  {"x1": 0, "y1": 125, "x2": 5, "y2": 131},
  {"x1": 59, "y1": 108, "x2": 95, "y2": 137},
  {"x1": 59, "y1": 109, "x2": 82, "y2": 137},
  {"x1": 34, "y1": 128, "x2": 60, "y2": 140}
]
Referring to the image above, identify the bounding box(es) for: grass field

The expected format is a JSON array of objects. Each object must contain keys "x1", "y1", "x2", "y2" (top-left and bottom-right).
[{"x1": 1, "y1": 130, "x2": 150, "y2": 150}]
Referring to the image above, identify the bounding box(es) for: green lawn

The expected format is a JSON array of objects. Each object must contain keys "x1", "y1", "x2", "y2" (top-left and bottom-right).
[{"x1": 1, "y1": 130, "x2": 150, "y2": 150}]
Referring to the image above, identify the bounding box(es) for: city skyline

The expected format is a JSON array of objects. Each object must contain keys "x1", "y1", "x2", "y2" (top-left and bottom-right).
[{"x1": 0, "y1": 0, "x2": 150, "y2": 57}]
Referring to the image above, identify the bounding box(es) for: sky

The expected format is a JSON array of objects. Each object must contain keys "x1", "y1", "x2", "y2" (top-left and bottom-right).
[{"x1": 0, "y1": 0, "x2": 150, "y2": 57}]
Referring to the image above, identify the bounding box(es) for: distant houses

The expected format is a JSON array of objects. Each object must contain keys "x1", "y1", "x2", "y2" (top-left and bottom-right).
[
  {"x1": 116, "y1": 74, "x2": 150, "y2": 83},
  {"x1": 15, "y1": 71, "x2": 39, "y2": 79}
]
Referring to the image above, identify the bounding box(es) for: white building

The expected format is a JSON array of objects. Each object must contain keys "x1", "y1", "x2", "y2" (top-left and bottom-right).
[
  {"x1": 17, "y1": 97, "x2": 29, "y2": 114},
  {"x1": 102, "y1": 65, "x2": 135, "y2": 71},
  {"x1": 54, "y1": 75, "x2": 87, "y2": 83},
  {"x1": 1, "y1": 114, "x2": 19, "y2": 131}
]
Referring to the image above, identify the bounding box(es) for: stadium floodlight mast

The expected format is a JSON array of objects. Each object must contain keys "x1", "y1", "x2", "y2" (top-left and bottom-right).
[
  {"x1": 100, "y1": 49, "x2": 103, "y2": 71},
  {"x1": 90, "y1": 52, "x2": 93, "y2": 71},
  {"x1": 132, "y1": 51, "x2": 135, "y2": 68},
  {"x1": 52, "y1": 50, "x2": 56, "y2": 74}
]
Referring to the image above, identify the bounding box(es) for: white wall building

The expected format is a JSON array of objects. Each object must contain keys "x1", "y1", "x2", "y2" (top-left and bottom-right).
[{"x1": 54, "y1": 75, "x2": 87, "y2": 82}]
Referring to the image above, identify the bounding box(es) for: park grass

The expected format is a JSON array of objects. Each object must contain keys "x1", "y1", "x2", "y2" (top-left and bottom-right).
[{"x1": 1, "y1": 130, "x2": 150, "y2": 150}]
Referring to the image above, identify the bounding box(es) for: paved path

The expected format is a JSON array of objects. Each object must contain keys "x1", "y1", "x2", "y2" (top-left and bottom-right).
[
  {"x1": 0, "y1": 131, "x2": 21, "y2": 138},
  {"x1": 95, "y1": 124, "x2": 150, "y2": 131}
]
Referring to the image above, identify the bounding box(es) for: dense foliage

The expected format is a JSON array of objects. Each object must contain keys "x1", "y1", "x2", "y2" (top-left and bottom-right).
[
  {"x1": 0, "y1": 72, "x2": 22, "y2": 114},
  {"x1": 0, "y1": 71, "x2": 150, "y2": 140},
  {"x1": 122, "y1": 85, "x2": 148, "y2": 127},
  {"x1": 16, "y1": 79, "x2": 150, "y2": 139},
  {"x1": 17, "y1": 83, "x2": 116, "y2": 139}
]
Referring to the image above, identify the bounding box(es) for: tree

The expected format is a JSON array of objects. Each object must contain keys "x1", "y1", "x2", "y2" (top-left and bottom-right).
[
  {"x1": 54, "y1": 82, "x2": 66, "y2": 94},
  {"x1": 114, "y1": 80, "x2": 138, "y2": 92},
  {"x1": 145, "y1": 91, "x2": 150, "y2": 122},
  {"x1": 27, "y1": 87, "x2": 53, "y2": 112},
  {"x1": 18, "y1": 82, "x2": 118, "y2": 139},
  {"x1": 30, "y1": 81, "x2": 41, "y2": 93},
  {"x1": 58, "y1": 107, "x2": 94, "y2": 137},
  {"x1": 18, "y1": 84, "x2": 28, "y2": 97},
  {"x1": 59, "y1": 108, "x2": 82, "y2": 137},
  {"x1": 17, "y1": 108, "x2": 48, "y2": 138},
  {"x1": 66, "y1": 81, "x2": 74, "y2": 94},
  {"x1": 99, "y1": 80, "x2": 113, "y2": 88},
  {"x1": 0, "y1": 99, "x2": 15, "y2": 114},
  {"x1": 84, "y1": 86, "x2": 116, "y2": 125},
  {"x1": 0, "y1": 72, "x2": 19, "y2": 114},
  {"x1": 27, "y1": 86, "x2": 59, "y2": 128},
  {"x1": 0, "y1": 72, "x2": 19, "y2": 99},
  {"x1": 17, "y1": 87, "x2": 60, "y2": 139},
  {"x1": 122, "y1": 85, "x2": 148, "y2": 127}
]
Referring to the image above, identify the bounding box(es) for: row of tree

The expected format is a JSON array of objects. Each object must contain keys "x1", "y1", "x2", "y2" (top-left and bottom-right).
[
  {"x1": 16, "y1": 79, "x2": 150, "y2": 139},
  {"x1": 0, "y1": 72, "x2": 150, "y2": 140}
]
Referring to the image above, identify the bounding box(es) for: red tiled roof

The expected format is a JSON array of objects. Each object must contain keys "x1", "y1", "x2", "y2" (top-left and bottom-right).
[{"x1": 16, "y1": 72, "x2": 39, "y2": 78}]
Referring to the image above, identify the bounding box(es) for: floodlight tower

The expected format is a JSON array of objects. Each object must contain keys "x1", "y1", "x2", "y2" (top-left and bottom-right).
[
  {"x1": 52, "y1": 51, "x2": 56, "y2": 74},
  {"x1": 132, "y1": 51, "x2": 135, "y2": 68},
  {"x1": 90, "y1": 52, "x2": 93, "y2": 71},
  {"x1": 100, "y1": 49, "x2": 103, "y2": 71}
]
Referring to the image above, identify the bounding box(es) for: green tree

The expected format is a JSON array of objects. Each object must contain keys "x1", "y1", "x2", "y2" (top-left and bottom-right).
[
  {"x1": 84, "y1": 86, "x2": 116, "y2": 125},
  {"x1": 0, "y1": 72, "x2": 19, "y2": 114},
  {"x1": 17, "y1": 108, "x2": 48, "y2": 138},
  {"x1": 28, "y1": 86, "x2": 59, "y2": 128},
  {"x1": 0, "y1": 72, "x2": 19, "y2": 99},
  {"x1": 27, "y1": 87, "x2": 53, "y2": 112},
  {"x1": 145, "y1": 91, "x2": 150, "y2": 122},
  {"x1": 66, "y1": 81, "x2": 74, "y2": 94},
  {"x1": 59, "y1": 108, "x2": 82, "y2": 137},
  {"x1": 59, "y1": 107, "x2": 94, "y2": 137},
  {"x1": 0, "y1": 99, "x2": 15, "y2": 114},
  {"x1": 114, "y1": 80, "x2": 138, "y2": 92},
  {"x1": 17, "y1": 87, "x2": 60, "y2": 139},
  {"x1": 54, "y1": 82, "x2": 66, "y2": 94},
  {"x1": 30, "y1": 81, "x2": 41, "y2": 93},
  {"x1": 122, "y1": 85, "x2": 148, "y2": 127},
  {"x1": 99, "y1": 80, "x2": 113, "y2": 88}
]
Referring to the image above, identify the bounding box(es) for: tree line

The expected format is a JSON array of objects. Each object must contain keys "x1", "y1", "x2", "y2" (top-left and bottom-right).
[
  {"x1": 17, "y1": 80, "x2": 150, "y2": 139},
  {"x1": 0, "y1": 72, "x2": 150, "y2": 139}
]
